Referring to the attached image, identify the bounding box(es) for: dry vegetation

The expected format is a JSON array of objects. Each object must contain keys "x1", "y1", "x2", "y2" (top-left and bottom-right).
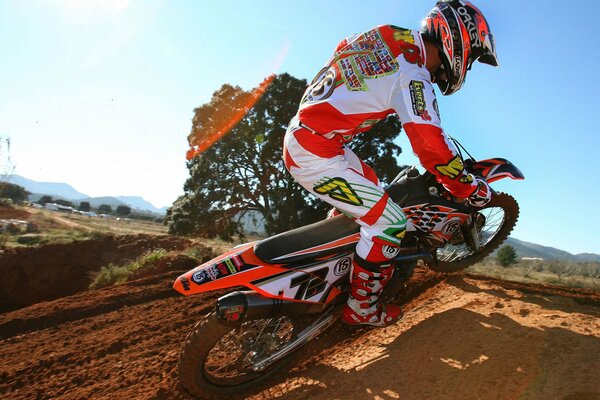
[
  {"x1": 0, "y1": 205, "x2": 168, "y2": 248},
  {"x1": 468, "y1": 258, "x2": 600, "y2": 291}
]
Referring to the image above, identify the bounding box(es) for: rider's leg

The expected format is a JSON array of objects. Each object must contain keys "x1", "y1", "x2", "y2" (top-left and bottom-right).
[
  {"x1": 342, "y1": 234, "x2": 405, "y2": 326},
  {"x1": 283, "y1": 125, "x2": 407, "y2": 326}
]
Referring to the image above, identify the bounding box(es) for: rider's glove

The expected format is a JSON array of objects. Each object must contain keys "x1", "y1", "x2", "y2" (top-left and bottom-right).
[{"x1": 467, "y1": 177, "x2": 492, "y2": 207}]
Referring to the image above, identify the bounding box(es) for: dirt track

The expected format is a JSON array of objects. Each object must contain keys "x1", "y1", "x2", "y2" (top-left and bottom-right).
[{"x1": 1, "y1": 239, "x2": 600, "y2": 400}]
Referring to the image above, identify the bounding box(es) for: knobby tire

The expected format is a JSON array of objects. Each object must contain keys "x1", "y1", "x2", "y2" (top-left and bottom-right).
[{"x1": 430, "y1": 192, "x2": 519, "y2": 273}]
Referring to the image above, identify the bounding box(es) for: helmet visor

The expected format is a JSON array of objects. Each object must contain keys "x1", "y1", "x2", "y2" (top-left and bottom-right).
[{"x1": 477, "y1": 32, "x2": 499, "y2": 67}]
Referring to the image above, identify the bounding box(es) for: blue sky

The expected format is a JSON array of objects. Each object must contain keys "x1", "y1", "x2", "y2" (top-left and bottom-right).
[{"x1": 1, "y1": 0, "x2": 598, "y2": 254}]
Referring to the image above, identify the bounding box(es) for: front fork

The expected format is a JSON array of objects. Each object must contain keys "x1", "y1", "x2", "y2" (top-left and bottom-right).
[{"x1": 462, "y1": 213, "x2": 483, "y2": 252}]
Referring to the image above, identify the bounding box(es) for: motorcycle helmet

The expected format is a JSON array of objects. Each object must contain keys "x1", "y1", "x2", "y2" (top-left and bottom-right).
[{"x1": 420, "y1": 0, "x2": 499, "y2": 95}]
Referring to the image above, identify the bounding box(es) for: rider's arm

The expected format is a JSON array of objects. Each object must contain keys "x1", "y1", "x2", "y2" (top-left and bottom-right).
[{"x1": 390, "y1": 77, "x2": 478, "y2": 199}]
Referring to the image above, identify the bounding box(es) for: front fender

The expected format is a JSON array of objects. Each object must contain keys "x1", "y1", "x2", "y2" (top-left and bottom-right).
[{"x1": 473, "y1": 158, "x2": 525, "y2": 183}]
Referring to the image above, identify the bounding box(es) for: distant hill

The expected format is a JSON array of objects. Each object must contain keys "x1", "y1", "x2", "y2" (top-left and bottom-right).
[
  {"x1": 575, "y1": 253, "x2": 600, "y2": 262},
  {"x1": 73, "y1": 196, "x2": 128, "y2": 209},
  {"x1": 6, "y1": 174, "x2": 166, "y2": 215},
  {"x1": 115, "y1": 196, "x2": 164, "y2": 214},
  {"x1": 4, "y1": 174, "x2": 88, "y2": 199},
  {"x1": 497, "y1": 237, "x2": 600, "y2": 262},
  {"x1": 73, "y1": 196, "x2": 165, "y2": 214}
]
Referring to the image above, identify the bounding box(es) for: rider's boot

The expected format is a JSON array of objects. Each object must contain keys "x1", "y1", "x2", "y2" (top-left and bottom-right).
[{"x1": 341, "y1": 258, "x2": 403, "y2": 327}]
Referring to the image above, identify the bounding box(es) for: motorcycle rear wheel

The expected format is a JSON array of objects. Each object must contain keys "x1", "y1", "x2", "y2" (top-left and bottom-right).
[
  {"x1": 431, "y1": 192, "x2": 519, "y2": 273},
  {"x1": 178, "y1": 313, "x2": 303, "y2": 399}
]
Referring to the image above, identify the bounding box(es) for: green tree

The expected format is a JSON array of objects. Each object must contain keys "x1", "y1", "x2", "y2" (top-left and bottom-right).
[
  {"x1": 55, "y1": 199, "x2": 74, "y2": 207},
  {"x1": 79, "y1": 201, "x2": 91, "y2": 212},
  {"x1": 166, "y1": 73, "x2": 404, "y2": 239},
  {"x1": 116, "y1": 205, "x2": 131, "y2": 216},
  {"x1": 496, "y1": 245, "x2": 518, "y2": 267},
  {"x1": 98, "y1": 204, "x2": 112, "y2": 214},
  {"x1": 38, "y1": 195, "x2": 53, "y2": 205},
  {"x1": 0, "y1": 182, "x2": 30, "y2": 203}
]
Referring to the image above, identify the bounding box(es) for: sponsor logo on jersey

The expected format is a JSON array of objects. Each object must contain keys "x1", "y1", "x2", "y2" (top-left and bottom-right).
[
  {"x1": 303, "y1": 66, "x2": 337, "y2": 103},
  {"x1": 391, "y1": 26, "x2": 415, "y2": 44},
  {"x1": 409, "y1": 81, "x2": 431, "y2": 121},
  {"x1": 314, "y1": 177, "x2": 364, "y2": 206}
]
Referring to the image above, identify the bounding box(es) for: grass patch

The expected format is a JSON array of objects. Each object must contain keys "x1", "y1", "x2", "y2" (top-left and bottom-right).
[
  {"x1": 89, "y1": 264, "x2": 134, "y2": 289},
  {"x1": 183, "y1": 245, "x2": 215, "y2": 263},
  {"x1": 89, "y1": 248, "x2": 169, "y2": 289}
]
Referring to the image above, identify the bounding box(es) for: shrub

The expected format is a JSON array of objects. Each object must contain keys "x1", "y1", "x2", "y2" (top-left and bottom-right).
[
  {"x1": 496, "y1": 245, "x2": 517, "y2": 267},
  {"x1": 88, "y1": 248, "x2": 169, "y2": 289},
  {"x1": 89, "y1": 264, "x2": 133, "y2": 289},
  {"x1": 184, "y1": 246, "x2": 213, "y2": 262}
]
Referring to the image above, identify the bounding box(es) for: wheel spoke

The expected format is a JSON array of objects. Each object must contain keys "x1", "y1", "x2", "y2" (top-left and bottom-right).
[
  {"x1": 435, "y1": 196, "x2": 517, "y2": 268},
  {"x1": 203, "y1": 317, "x2": 296, "y2": 386}
]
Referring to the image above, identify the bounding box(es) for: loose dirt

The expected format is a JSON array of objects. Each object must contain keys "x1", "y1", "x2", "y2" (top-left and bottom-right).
[
  {"x1": 0, "y1": 205, "x2": 31, "y2": 220},
  {"x1": 1, "y1": 237, "x2": 599, "y2": 400}
]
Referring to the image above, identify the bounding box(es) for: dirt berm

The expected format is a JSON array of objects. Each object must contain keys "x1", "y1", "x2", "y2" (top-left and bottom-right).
[
  {"x1": 1, "y1": 237, "x2": 599, "y2": 400},
  {"x1": 0, "y1": 234, "x2": 195, "y2": 312}
]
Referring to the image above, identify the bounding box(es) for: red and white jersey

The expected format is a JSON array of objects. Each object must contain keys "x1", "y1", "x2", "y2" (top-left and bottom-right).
[{"x1": 297, "y1": 25, "x2": 478, "y2": 198}]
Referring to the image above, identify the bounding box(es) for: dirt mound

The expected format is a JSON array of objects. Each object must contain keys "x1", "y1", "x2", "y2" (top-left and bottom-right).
[
  {"x1": 1, "y1": 256, "x2": 599, "y2": 400},
  {"x1": 0, "y1": 234, "x2": 200, "y2": 312},
  {"x1": 0, "y1": 205, "x2": 31, "y2": 219}
]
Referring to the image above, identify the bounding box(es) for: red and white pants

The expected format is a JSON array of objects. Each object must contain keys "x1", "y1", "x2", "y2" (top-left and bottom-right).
[{"x1": 283, "y1": 118, "x2": 407, "y2": 266}]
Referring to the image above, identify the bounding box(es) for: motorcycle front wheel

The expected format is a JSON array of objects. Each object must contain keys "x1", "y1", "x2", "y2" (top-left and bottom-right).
[
  {"x1": 431, "y1": 192, "x2": 519, "y2": 273},
  {"x1": 178, "y1": 313, "x2": 304, "y2": 399}
]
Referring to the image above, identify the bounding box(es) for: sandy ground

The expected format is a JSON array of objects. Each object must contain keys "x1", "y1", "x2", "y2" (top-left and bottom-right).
[{"x1": 1, "y1": 234, "x2": 599, "y2": 400}]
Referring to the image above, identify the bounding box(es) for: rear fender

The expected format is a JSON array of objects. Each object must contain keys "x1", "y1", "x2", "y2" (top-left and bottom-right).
[
  {"x1": 174, "y1": 242, "x2": 288, "y2": 295},
  {"x1": 174, "y1": 242, "x2": 349, "y2": 306},
  {"x1": 473, "y1": 158, "x2": 525, "y2": 183}
]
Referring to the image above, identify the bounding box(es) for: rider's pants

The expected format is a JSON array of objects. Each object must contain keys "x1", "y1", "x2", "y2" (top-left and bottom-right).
[{"x1": 283, "y1": 120, "x2": 407, "y2": 267}]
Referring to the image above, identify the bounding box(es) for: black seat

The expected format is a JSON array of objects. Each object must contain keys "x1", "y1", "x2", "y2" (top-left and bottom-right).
[{"x1": 254, "y1": 215, "x2": 360, "y2": 264}]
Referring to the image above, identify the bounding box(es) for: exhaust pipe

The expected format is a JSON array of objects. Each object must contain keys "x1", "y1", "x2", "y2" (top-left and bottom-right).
[{"x1": 215, "y1": 291, "x2": 329, "y2": 323}]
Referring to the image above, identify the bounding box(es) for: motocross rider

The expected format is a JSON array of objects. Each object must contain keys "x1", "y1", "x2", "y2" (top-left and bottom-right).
[{"x1": 283, "y1": 0, "x2": 499, "y2": 326}]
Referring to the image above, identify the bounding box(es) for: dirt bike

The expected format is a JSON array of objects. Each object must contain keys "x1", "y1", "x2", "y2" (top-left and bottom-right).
[{"x1": 173, "y1": 147, "x2": 524, "y2": 399}]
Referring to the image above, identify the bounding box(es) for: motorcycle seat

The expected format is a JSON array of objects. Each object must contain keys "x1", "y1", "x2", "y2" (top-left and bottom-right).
[{"x1": 254, "y1": 214, "x2": 360, "y2": 264}]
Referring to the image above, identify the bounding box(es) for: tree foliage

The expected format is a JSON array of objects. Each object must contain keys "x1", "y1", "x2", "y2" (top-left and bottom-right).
[
  {"x1": 0, "y1": 182, "x2": 29, "y2": 203},
  {"x1": 98, "y1": 204, "x2": 112, "y2": 214},
  {"x1": 55, "y1": 199, "x2": 74, "y2": 207},
  {"x1": 496, "y1": 245, "x2": 518, "y2": 267},
  {"x1": 79, "y1": 201, "x2": 91, "y2": 212},
  {"x1": 38, "y1": 195, "x2": 53, "y2": 205},
  {"x1": 166, "y1": 73, "x2": 404, "y2": 239},
  {"x1": 116, "y1": 205, "x2": 131, "y2": 216}
]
